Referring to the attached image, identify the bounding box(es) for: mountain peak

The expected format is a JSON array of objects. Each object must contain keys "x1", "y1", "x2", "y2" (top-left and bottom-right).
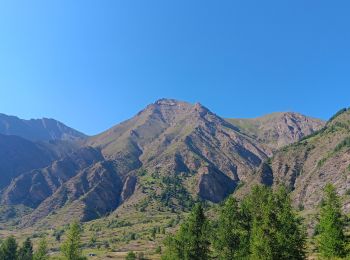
[
  {"x1": 154, "y1": 99, "x2": 211, "y2": 115},
  {"x1": 154, "y1": 98, "x2": 181, "y2": 106}
]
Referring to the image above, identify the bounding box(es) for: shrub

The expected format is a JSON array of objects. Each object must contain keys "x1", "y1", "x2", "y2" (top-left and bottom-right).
[
  {"x1": 334, "y1": 137, "x2": 350, "y2": 152},
  {"x1": 125, "y1": 251, "x2": 136, "y2": 260}
]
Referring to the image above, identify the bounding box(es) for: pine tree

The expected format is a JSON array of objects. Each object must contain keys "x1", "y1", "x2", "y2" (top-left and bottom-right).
[
  {"x1": 246, "y1": 185, "x2": 274, "y2": 260},
  {"x1": 273, "y1": 187, "x2": 306, "y2": 260},
  {"x1": 1, "y1": 236, "x2": 18, "y2": 260},
  {"x1": 245, "y1": 185, "x2": 306, "y2": 260},
  {"x1": 214, "y1": 197, "x2": 249, "y2": 259},
  {"x1": 61, "y1": 222, "x2": 87, "y2": 260},
  {"x1": 18, "y1": 237, "x2": 33, "y2": 260},
  {"x1": 316, "y1": 184, "x2": 346, "y2": 258},
  {"x1": 182, "y1": 203, "x2": 210, "y2": 260},
  {"x1": 161, "y1": 203, "x2": 210, "y2": 260},
  {"x1": 161, "y1": 235, "x2": 181, "y2": 260},
  {"x1": 161, "y1": 185, "x2": 306, "y2": 260},
  {"x1": 33, "y1": 237, "x2": 49, "y2": 260}
]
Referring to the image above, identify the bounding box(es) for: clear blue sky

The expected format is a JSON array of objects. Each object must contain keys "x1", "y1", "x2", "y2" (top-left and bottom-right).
[{"x1": 1, "y1": 1, "x2": 349, "y2": 135}]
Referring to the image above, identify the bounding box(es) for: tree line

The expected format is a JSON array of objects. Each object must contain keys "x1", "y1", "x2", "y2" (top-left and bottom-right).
[
  {"x1": 0, "y1": 222, "x2": 86, "y2": 260},
  {"x1": 0, "y1": 184, "x2": 347, "y2": 259},
  {"x1": 161, "y1": 184, "x2": 349, "y2": 260}
]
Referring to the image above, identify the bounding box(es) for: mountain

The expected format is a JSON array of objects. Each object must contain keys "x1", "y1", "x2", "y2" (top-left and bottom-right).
[
  {"x1": 2, "y1": 99, "x2": 271, "y2": 226},
  {"x1": 226, "y1": 112, "x2": 325, "y2": 150},
  {"x1": 0, "y1": 99, "x2": 328, "y2": 227},
  {"x1": 253, "y1": 108, "x2": 350, "y2": 213},
  {"x1": 87, "y1": 99, "x2": 269, "y2": 202},
  {"x1": 0, "y1": 113, "x2": 86, "y2": 142},
  {"x1": 0, "y1": 113, "x2": 86, "y2": 189}
]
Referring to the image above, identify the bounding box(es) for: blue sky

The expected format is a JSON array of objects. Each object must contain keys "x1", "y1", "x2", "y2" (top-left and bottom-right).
[{"x1": 0, "y1": 1, "x2": 349, "y2": 135}]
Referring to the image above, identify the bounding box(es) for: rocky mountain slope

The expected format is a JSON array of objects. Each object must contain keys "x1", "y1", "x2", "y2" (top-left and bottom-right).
[
  {"x1": 0, "y1": 113, "x2": 86, "y2": 142},
  {"x1": 0, "y1": 99, "x2": 327, "y2": 227},
  {"x1": 0, "y1": 99, "x2": 329, "y2": 228},
  {"x1": 226, "y1": 112, "x2": 325, "y2": 150},
  {"x1": 2, "y1": 147, "x2": 104, "y2": 208},
  {"x1": 2, "y1": 99, "x2": 266, "y2": 226},
  {"x1": 87, "y1": 99, "x2": 269, "y2": 202},
  {"x1": 254, "y1": 108, "x2": 350, "y2": 213}
]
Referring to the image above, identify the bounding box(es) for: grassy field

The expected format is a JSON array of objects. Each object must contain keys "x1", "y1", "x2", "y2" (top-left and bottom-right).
[{"x1": 0, "y1": 204, "x2": 184, "y2": 259}]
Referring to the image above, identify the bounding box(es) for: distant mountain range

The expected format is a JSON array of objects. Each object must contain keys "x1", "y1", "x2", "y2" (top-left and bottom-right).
[
  {"x1": 0, "y1": 113, "x2": 86, "y2": 142},
  {"x1": 0, "y1": 113, "x2": 85, "y2": 190},
  {"x1": 2, "y1": 99, "x2": 343, "y2": 229}
]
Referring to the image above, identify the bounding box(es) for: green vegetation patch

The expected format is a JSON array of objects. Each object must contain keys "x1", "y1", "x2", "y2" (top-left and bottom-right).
[
  {"x1": 136, "y1": 169, "x2": 196, "y2": 212},
  {"x1": 334, "y1": 137, "x2": 350, "y2": 153}
]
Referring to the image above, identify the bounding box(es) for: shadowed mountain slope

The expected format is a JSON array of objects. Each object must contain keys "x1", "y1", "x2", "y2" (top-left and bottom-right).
[
  {"x1": 0, "y1": 113, "x2": 86, "y2": 142},
  {"x1": 0, "y1": 134, "x2": 54, "y2": 189},
  {"x1": 2, "y1": 147, "x2": 104, "y2": 208}
]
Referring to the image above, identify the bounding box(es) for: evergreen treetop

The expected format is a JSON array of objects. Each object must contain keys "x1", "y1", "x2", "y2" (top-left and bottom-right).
[{"x1": 316, "y1": 184, "x2": 346, "y2": 258}]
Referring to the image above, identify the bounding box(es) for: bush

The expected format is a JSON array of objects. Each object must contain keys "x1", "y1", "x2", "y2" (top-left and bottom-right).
[
  {"x1": 155, "y1": 246, "x2": 162, "y2": 254},
  {"x1": 334, "y1": 137, "x2": 350, "y2": 152},
  {"x1": 125, "y1": 251, "x2": 136, "y2": 260}
]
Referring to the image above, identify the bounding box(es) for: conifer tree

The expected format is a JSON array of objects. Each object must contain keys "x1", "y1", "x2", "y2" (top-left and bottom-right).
[
  {"x1": 33, "y1": 237, "x2": 49, "y2": 260},
  {"x1": 180, "y1": 203, "x2": 210, "y2": 260},
  {"x1": 1, "y1": 236, "x2": 18, "y2": 260},
  {"x1": 214, "y1": 197, "x2": 249, "y2": 259},
  {"x1": 161, "y1": 235, "x2": 182, "y2": 260},
  {"x1": 18, "y1": 237, "x2": 33, "y2": 260},
  {"x1": 316, "y1": 184, "x2": 346, "y2": 258},
  {"x1": 246, "y1": 186, "x2": 274, "y2": 260},
  {"x1": 273, "y1": 187, "x2": 306, "y2": 260},
  {"x1": 162, "y1": 185, "x2": 307, "y2": 260},
  {"x1": 245, "y1": 185, "x2": 306, "y2": 260},
  {"x1": 61, "y1": 222, "x2": 87, "y2": 260},
  {"x1": 162, "y1": 203, "x2": 210, "y2": 260}
]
